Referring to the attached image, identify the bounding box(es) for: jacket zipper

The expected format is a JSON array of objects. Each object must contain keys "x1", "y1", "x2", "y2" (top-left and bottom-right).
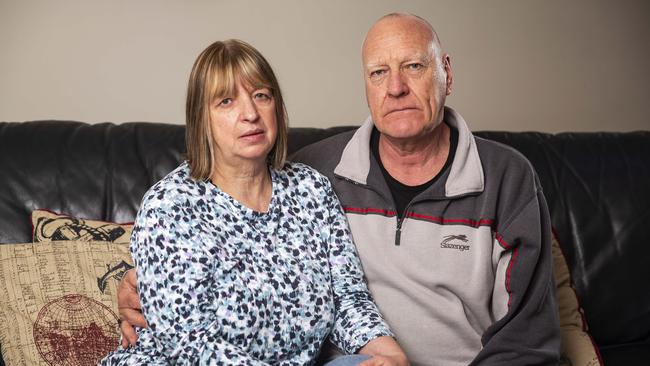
[
  {"x1": 336, "y1": 175, "x2": 407, "y2": 247},
  {"x1": 395, "y1": 200, "x2": 417, "y2": 246},
  {"x1": 395, "y1": 218, "x2": 403, "y2": 246}
]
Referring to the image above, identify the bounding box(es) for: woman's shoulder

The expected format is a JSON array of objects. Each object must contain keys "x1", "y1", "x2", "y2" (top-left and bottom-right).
[
  {"x1": 279, "y1": 161, "x2": 329, "y2": 185},
  {"x1": 276, "y1": 161, "x2": 334, "y2": 201},
  {"x1": 140, "y1": 161, "x2": 204, "y2": 209}
]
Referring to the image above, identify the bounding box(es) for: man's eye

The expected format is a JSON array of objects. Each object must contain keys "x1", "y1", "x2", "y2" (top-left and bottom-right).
[
  {"x1": 406, "y1": 63, "x2": 424, "y2": 71},
  {"x1": 370, "y1": 69, "x2": 386, "y2": 78}
]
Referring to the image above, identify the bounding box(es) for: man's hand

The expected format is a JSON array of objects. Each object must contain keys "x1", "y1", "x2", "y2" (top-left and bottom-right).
[
  {"x1": 118, "y1": 268, "x2": 147, "y2": 348},
  {"x1": 359, "y1": 355, "x2": 409, "y2": 366},
  {"x1": 358, "y1": 336, "x2": 409, "y2": 366}
]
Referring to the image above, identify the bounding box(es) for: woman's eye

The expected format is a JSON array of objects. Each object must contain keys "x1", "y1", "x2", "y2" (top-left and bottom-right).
[
  {"x1": 219, "y1": 98, "x2": 233, "y2": 106},
  {"x1": 254, "y1": 92, "x2": 271, "y2": 101}
]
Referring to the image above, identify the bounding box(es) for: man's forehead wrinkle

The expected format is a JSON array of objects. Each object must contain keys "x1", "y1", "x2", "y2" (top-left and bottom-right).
[
  {"x1": 364, "y1": 46, "x2": 433, "y2": 67},
  {"x1": 365, "y1": 31, "x2": 435, "y2": 53}
]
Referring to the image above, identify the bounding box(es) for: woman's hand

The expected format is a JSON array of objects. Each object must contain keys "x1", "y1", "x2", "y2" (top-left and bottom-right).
[
  {"x1": 117, "y1": 268, "x2": 147, "y2": 347},
  {"x1": 358, "y1": 336, "x2": 410, "y2": 366}
]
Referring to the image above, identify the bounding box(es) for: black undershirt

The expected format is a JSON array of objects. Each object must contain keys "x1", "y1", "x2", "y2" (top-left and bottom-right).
[{"x1": 370, "y1": 124, "x2": 458, "y2": 219}]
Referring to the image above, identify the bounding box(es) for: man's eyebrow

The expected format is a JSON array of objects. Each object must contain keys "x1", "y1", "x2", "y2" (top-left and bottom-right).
[
  {"x1": 402, "y1": 54, "x2": 432, "y2": 63},
  {"x1": 364, "y1": 60, "x2": 387, "y2": 69},
  {"x1": 365, "y1": 54, "x2": 433, "y2": 68}
]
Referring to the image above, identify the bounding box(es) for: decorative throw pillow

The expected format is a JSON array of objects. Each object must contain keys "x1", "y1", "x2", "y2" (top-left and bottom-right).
[
  {"x1": 0, "y1": 240, "x2": 133, "y2": 365},
  {"x1": 31, "y1": 209, "x2": 133, "y2": 243},
  {"x1": 552, "y1": 231, "x2": 602, "y2": 366}
]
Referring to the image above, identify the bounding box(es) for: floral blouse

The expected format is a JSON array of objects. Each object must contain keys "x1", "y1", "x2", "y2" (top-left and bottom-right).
[{"x1": 100, "y1": 161, "x2": 392, "y2": 365}]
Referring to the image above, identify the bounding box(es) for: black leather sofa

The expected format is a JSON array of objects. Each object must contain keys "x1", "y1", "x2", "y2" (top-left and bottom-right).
[{"x1": 1, "y1": 120, "x2": 649, "y2": 365}]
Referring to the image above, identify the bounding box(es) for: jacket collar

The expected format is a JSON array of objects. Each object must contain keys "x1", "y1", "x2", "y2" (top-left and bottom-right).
[{"x1": 333, "y1": 106, "x2": 484, "y2": 197}]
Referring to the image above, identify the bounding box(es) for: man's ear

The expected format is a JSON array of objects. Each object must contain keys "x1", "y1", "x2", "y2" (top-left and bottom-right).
[{"x1": 443, "y1": 54, "x2": 453, "y2": 95}]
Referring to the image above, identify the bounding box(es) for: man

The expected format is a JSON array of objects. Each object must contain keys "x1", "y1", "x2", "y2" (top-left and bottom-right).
[{"x1": 119, "y1": 13, "x2": 560, "y2": 365}]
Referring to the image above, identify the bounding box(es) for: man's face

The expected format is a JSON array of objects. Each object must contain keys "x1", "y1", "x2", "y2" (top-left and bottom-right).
[{"x1": 362, "y1": 17, "x2": 452, "y2": 141}]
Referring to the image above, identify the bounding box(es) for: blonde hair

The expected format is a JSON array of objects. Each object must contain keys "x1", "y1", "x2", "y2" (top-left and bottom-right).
[{"x1": 185, "y1": 39, "x2": 288, "y2": 180}]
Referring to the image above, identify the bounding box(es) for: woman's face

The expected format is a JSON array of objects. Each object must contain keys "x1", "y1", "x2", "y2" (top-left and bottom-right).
[{"x1": 209, "y1": 80, "x2": 277, "y2": 167}]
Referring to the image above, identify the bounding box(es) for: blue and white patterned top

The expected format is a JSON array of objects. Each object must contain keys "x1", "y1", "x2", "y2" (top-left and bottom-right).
[{"x1": 100, "y1": 161, "x2": 392, "y2": 365}]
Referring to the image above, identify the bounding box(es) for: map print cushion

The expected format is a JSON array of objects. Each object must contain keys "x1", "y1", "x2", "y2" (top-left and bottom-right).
[
  {"x1": 0, "y1": 241, "x2": 133, "y2": 365},
  {"x1": 31, "y1": 209, "x2": 133, "y2": 243}
]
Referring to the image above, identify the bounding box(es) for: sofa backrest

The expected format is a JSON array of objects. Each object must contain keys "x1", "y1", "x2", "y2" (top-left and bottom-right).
[
  {"x1": 1, "y1": 120, "x2": 649, "y2": 359},
  {"x1": 0, "y1": 121, "x2": 358, "y2": 244},
  {"x1": 477, "y1": 131, "x2": 650, "y2": 353},
  {"x1": 0, "y1": 121, "x2": 187, "y2": 243}
]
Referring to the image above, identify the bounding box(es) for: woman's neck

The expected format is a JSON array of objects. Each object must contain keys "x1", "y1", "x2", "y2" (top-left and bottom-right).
[{"x1": 210, "y1": 160, "x2": 273, "y2": 213}]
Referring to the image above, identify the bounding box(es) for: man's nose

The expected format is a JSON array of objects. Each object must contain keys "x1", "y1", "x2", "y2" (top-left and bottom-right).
[
  {"x1": 240, "y1": 95, "x2": 260, "y2": 122},
  {"x1": 387, "y1": 71, "x2": 409, "y2": 97}
]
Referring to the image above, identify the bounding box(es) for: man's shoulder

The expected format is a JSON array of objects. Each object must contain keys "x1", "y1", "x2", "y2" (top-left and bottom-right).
[
  {"x1": 473, "y1": 136, "x2": 541, "y2": 199},
  {"x1": 289, "y1": 128, "x2": 358, "y2": 175},
  {"x1": 474, "y1": 136, "x2": 536, "y2": 175}
]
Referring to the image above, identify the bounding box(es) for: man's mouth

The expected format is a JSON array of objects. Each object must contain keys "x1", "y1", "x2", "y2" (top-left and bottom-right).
[{"x1": 385, "y1": 107, "x2": 417, "y2": 116}]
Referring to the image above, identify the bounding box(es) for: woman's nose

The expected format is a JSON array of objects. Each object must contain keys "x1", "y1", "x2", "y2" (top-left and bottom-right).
[{"x1": 240, "y1": 95, "x2": 259, "y2": 122}]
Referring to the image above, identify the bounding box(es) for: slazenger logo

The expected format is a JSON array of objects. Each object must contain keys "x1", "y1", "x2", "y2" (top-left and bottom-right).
[{"x1": 440, "y1": 234, "x2": 470, "y2": 252}]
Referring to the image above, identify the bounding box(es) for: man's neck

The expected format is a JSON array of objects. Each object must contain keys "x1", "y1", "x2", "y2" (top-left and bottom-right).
[{"x1": 378, "y1": 122, "x2": 451, "y2": 186}]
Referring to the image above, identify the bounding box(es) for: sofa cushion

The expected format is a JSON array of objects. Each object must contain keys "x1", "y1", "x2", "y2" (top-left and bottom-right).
[
  {"x1": 32, "y1": 209, "x2": 133, "y2": 243},
  {"x1": 0, "y1": 241, "x2": 133, "y2": 365},
  {"x1": 599, "y1": 341, "x2": 650, "y2": 365},
  {"x1": 553, "y1": 231, "x2": 602, "y2": 366}
]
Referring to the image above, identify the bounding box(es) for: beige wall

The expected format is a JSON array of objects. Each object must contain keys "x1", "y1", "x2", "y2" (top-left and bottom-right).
[{"x1": 1, "y1": 0, "x2": 649, "y2": 132}]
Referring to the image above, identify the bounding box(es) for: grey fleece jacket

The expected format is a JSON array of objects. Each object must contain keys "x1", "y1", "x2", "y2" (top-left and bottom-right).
[{"x1": 291, "y1": 107, "x2": 560, "y2": 365}]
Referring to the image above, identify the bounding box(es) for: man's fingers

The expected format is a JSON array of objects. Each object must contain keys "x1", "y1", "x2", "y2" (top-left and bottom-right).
[
  {"x1": 120, "y1": 319, "x2": 140, "y2": 347},
  {"x1": 117, "y1": 269, "x2": 141, "y2": 309},
  {"x1": 117, "y1": 268, "x2": 146, "y2": 347},
  {"x1": 358, "y1": 359, "x2": 380, "y2": 366},
  {"x1": 119, "y1": 307, "x2": 148, "y2": 328},
  {"x1": 117, "y1": 268, "x2": 146, "y2": 326},
  {"x1": 358, "y1": 356, "x2": 403, "y2": 366},
  {"x1": 120, "y1": 268, "x2": 138, "y2": 292}
]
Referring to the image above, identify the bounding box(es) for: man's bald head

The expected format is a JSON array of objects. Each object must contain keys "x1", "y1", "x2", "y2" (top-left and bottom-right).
[{"x1": 363, "y1": 13, "x2": 444, "y2": 63}]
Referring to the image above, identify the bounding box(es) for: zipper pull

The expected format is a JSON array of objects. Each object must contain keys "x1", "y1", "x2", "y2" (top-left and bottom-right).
[{"x1": 395, "y1": 221, "x2": 402, "y2": 246}]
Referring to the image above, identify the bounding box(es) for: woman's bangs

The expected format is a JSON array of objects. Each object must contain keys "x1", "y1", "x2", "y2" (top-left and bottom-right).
[
  {"x1": 208, "y1": 63, "x2": 235, "y2": 103},
  {"x1": 235, "y1": 55, "x2": 273, "y2": 93}
]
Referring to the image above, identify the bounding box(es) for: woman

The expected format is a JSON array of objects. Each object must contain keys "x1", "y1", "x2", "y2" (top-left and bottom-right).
[{"x1": 100, "y1": 39, "x2": 408, "y2": 365}]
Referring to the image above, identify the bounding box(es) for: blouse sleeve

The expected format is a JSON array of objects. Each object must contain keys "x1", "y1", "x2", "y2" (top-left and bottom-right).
[
  {"x1": 317, "y1": 177, "x2": 394, "y2": 354},
  {"x1": 130, "y1": 197, "x2": 270, "y2": 366}
]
